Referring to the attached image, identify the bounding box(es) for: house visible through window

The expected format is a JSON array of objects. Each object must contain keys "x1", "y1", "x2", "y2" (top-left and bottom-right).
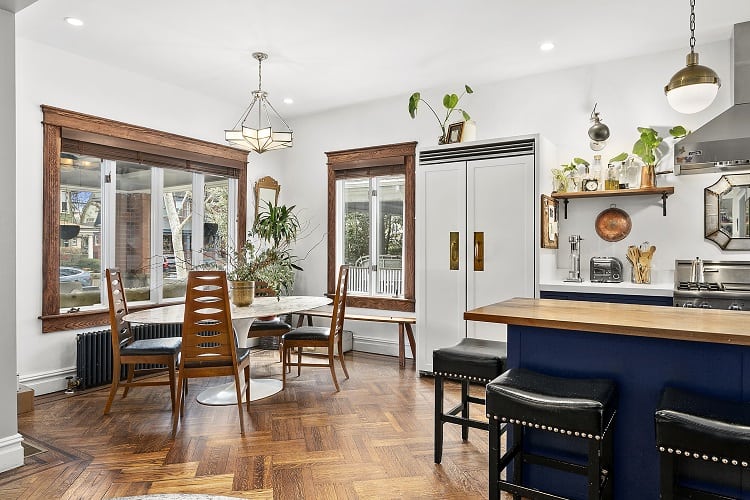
[{"x1": 58, "y1": 153, "x2": 233, "y2": 311}]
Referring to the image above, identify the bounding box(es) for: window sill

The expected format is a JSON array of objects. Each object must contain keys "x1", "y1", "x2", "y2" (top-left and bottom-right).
[
  {"x1": 40, "y1": 302, "x2": 181, "y2": 333},
  {"x1": 326, "y1": 294, "x2": 415, "y2": 312}
]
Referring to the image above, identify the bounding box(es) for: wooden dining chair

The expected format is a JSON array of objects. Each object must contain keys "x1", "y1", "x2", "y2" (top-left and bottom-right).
[
  {"x1": 103, "y1": 268, "x2": 182, "y2": 415},
  {"x1": 281, "y1": 265, "x2": 350, "y2": 391},
  {"x1": 173, "y1": 270, "x2": 251, "y2": 436}
]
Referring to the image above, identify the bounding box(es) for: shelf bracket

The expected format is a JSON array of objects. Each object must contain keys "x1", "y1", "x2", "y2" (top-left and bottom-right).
[
  {"x1": 661, "y1": 192, "x2": 668, "y2": 216},
  {"x1": 562, "y1": 198, "x2": 569, "y2": 219}
]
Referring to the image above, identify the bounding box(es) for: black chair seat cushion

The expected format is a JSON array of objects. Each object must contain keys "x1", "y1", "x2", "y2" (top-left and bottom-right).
[
  {"x1": 433, "y1": 338, "x2": 507, "y2": 382},
  {"x1": 282, "y1": 326, "x2": 330, "y2": 342},
  {"x1": 184, "y1": 347, "x2": 251, "y2": 368},
  {"x1": 487, "y1": 367, "x2": 616, "y2": 436},
  {"x1": 249, "y1": 317, "x2": 292, "y2": 332},
  {"x1": 656, "y1": 386, "x2": 750, "y2": 462},
  {"x1": 121, "y1": 337, "x2": 182, "y2": 356}
]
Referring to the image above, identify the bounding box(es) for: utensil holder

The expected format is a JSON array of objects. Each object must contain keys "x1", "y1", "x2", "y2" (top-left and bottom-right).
[{"x1": 630, "y1": 263, "x2": 651, "y2": 284}]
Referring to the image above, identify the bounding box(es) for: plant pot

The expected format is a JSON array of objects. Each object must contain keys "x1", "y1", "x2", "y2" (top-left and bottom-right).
[
  {"x1": 229, "y1": 280, "x2": 255, "y2": 307},
  {"x1": 640, "y1": 165, "x2": 656, "y2": 188}
]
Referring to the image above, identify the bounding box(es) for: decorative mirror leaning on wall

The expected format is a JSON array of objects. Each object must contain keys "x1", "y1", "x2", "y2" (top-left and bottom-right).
[
  {"x1": 255, "y1": 176, "x2": 280, "y2": 219},
  {"x1": 705, "y1": 173, "x2": 750, "y2": 249}
]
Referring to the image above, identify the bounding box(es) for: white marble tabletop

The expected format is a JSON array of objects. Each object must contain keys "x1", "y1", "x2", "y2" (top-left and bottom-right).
[{"x1": 123, "y1": 295, "x2": 332, "y2": 324}]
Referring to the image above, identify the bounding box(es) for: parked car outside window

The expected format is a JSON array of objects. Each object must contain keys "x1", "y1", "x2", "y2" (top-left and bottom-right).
[{"x1": 59, "y1": 266, "x2": 92, "y2": 287}]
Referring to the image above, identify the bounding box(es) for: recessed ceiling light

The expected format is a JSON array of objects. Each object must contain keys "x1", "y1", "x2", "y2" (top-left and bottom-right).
[
  {"x1": 540, "y1": 41, "x2": 555, "y2": 52},
  {"x1": 283, "y1": 98, "x2": 294, "y2": 105},
  {"x1": 64, "y1": 17, "x2": 84, "y2": 27}
]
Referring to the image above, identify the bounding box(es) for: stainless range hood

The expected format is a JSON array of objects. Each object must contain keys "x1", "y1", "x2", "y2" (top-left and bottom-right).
[{"x1": 674, "y1": 22, "x2": 750, "y2": 175}]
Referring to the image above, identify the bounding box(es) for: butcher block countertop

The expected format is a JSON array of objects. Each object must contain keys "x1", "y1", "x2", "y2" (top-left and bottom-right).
[{"x1": 464, "y1": 297, "x2": 750, "y2": 346}]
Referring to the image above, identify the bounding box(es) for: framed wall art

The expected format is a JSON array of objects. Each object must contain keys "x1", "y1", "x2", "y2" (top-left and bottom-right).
[{"x1": 541, "y1": 194, "x2": 559, "y2": 249}]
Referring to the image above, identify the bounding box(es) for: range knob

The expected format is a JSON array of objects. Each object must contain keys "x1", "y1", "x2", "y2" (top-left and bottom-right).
[{"x1": 728, "y1": 304, "x2": 742, "y2": 311}]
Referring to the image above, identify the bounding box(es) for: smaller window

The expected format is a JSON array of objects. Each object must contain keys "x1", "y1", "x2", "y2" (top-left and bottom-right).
[
  {"x1": 326, "y1": 142, "x2": 416, "y2": 312},
  {"x1": 339, "y1": 175, "x2": 404, "y2": 298}
]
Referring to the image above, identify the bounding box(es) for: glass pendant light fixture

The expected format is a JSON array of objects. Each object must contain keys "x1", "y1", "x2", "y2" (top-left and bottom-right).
[
  {"x1": 225, "y1": 52, "x2": 293, "y2": 153},
  {"x1": 665, "y1": 0, "x2": 721, "y2": 114}
]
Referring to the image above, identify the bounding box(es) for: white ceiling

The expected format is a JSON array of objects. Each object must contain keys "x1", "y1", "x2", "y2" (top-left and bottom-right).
[{"x1": 15, "y1": 0, "x2": 750, "y2": 118}]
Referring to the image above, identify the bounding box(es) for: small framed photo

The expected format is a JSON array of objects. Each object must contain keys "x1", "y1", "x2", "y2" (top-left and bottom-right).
[{"x1": 446, "y1": 122, "x2": 464, "y2": 144}]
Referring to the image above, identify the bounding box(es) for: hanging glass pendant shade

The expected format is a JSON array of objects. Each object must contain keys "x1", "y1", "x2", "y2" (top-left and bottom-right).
[
  {"x1": 664, "y1": 0, "x2": 720, "y2": 114},
  {"x1": 225, "y1": 52, "x2": 293, "y2": 153}
]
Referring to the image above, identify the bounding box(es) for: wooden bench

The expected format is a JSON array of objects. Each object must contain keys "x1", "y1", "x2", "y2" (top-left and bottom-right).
[{"x1": 295, "y1": 308, "x2": 416, "y2": 369}]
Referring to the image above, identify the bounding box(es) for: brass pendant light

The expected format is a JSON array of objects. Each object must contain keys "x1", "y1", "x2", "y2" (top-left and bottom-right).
[{"x1": 665, "y1": 0, "x2": 721, "y2": 114}]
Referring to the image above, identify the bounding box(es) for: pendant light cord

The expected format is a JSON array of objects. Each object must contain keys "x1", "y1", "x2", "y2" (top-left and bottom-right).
[{"x1": 689, "y1": 0, "x2": 696, "y2": 54}]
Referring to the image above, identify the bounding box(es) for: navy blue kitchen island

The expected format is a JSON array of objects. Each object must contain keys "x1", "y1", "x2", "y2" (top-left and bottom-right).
[{"x1": 465, "y1": 298, "x2": 750, "y2": 499}]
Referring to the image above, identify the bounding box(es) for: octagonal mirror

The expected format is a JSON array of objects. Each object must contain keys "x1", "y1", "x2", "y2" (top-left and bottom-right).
[{"x1": 705, "y1": 173, "x2": 750, "y2": 250}]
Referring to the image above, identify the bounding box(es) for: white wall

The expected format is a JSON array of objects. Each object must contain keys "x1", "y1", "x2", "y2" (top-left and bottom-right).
[
  {"x1": 16, "y1": 34, "x2": 746, "y2": 392},
  {"x1": 15, "y1": 38, "x2": 251, "y2": 394},
  {"x1": 281, "y1": 39, "x2": 742, "y2": 351},
  {"x1": 1, "y1": 7, "x2": 23, "y2": 473}
]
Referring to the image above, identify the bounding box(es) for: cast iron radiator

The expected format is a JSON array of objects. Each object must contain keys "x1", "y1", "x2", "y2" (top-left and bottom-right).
[{"x1": 75, "y1": 324, "x2": 182, "y2": 390}]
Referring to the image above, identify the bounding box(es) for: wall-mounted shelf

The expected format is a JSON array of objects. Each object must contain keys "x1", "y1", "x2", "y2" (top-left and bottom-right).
[{"x1": 551, "y1": 186, "x2": 675, "y2": 218}]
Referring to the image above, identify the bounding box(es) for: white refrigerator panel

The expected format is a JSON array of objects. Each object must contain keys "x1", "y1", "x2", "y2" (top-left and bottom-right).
[
  {"x1": 416, "y1": 162, "x2": 467, "y2": 373},
  {"x1": 466, "y1": 156, "x2": 535, "y2": 341}
]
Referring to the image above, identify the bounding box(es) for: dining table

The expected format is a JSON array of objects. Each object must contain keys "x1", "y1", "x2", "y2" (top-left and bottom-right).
[{"x1": 122, "y1": 295, "x2": 332, "y2": 405}]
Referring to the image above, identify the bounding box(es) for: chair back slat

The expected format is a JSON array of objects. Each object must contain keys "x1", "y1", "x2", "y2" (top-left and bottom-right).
[
  {"x1": 329, "y1": 265, "x2": 350, "y2": 347},
  {"x1": 181, "y1": 271, "x2": 236, "y2": 364},
  {"x1": 105, "y1": 269, "x2": 134, "y2": 357}
]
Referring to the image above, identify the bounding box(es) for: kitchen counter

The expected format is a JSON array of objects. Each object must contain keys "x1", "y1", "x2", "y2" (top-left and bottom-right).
[
  {"x1": 539, "y1": 278, "x2": 673, "y2": 296},
  {"x1": 465, "y1": 298, "x2": 750, "y2": 498},
  {"x1": 465, "y1": 297, "x2": 750, "y2": 345}
]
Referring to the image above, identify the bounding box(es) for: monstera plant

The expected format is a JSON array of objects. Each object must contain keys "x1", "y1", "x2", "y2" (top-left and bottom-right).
[{"x1": 408, "y1": 85, "x2": 473, "y2": 144}]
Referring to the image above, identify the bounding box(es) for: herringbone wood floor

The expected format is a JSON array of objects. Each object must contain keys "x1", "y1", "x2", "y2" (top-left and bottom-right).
[{"x1": 3, "y1": 350, "x2": 495, "y2": 499}]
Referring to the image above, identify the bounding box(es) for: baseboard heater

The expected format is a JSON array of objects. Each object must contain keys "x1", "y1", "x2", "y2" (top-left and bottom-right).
[{"x1": 75, "y1": 324, "x2": 182, "y2": 390}]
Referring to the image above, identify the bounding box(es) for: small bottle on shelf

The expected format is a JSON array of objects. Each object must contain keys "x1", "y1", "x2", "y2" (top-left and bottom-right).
[
  {"x1": 625, "y1": 157, "x2": 640, "y2": 189},
  {"x1": 605, "y1": 163, "x2": 620, "y2": 190},
  {"x1": 591, "y1": 155, "x2": 603, "y2": 191}
]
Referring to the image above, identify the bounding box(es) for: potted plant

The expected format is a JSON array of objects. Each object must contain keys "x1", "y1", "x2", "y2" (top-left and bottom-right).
[
  {"x1": 551, "y1": 158, "x2": 590, "y2": 192},
  {"x1": 611, "y1": 126, "x2": 688, "y2": 188},
  {"x1": 408, "y1": 85, "x2": 473, "y2": 144}
]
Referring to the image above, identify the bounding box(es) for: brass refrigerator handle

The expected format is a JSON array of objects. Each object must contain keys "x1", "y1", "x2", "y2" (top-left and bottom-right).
[
  {"x1": 449, "y1": 232, "x2": 459, "y2": 270},
  {"x1": 474, "y1": 232, "x2": 484, "y2": 271}
]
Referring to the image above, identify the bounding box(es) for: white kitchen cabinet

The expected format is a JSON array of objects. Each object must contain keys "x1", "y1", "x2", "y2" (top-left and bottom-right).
[{"x1": 416, "y1": 136, "x2": 548, "y2": 374}]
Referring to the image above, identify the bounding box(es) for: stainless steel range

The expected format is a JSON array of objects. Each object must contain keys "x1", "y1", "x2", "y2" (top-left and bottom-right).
[{"x1": 673, "y1": 260, "x2": 750, "y2": 310}]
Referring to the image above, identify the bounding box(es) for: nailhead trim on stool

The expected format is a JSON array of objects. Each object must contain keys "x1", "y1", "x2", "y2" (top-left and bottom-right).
[{"x1": 658, "y1": 446, "x2": 749, "y2": 467}]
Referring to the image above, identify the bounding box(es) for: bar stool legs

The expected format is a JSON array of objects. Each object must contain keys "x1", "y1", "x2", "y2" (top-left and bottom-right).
[{"x1": 433, "y1": 338, "x2": 507, "y2": 464}]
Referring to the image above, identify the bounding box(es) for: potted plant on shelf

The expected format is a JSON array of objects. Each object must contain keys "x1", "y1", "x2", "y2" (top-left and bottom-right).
[
  {"x1": 610, "y1": 126, "x2": 688, "y2": 188},
  {"x1": 408, "y1": 85, "x2": 473, "y2": 144}
]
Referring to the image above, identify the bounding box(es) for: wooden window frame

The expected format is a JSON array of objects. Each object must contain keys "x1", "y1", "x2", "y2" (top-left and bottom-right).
[
  {"x1": 41, "y1": 105, "x2": 249, "y2": 332},
  {"x1": 326, "y1": 142, "x2": 416, "y2": 312}
]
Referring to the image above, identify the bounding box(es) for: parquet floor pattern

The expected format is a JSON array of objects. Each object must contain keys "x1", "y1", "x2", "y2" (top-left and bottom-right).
[{"x1": 3, "y1": 350, "x2": 494, "y2": 499}]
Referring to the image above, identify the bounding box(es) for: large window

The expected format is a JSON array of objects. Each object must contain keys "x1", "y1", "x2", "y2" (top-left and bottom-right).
[
  {"x1": 326, "y1": 142, "x2": 416, "y2": 312},
  {"x1": 58, "y1": 155, "x2": 233, "y2": 312},
  {"x1": 42, "y1": 106, "x2": 248, "y2": 332}
]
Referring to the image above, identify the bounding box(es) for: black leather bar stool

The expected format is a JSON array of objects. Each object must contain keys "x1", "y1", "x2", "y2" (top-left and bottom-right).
[
  {"x1": 433, "y1": 337, "x2": 507, "y2": 464},
  {"x1": 655, "y1": 386, "x2": 750, "y2": 499},
  {"x1": 486, "y1": 367, "x2": 617, "y2": 500}
]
